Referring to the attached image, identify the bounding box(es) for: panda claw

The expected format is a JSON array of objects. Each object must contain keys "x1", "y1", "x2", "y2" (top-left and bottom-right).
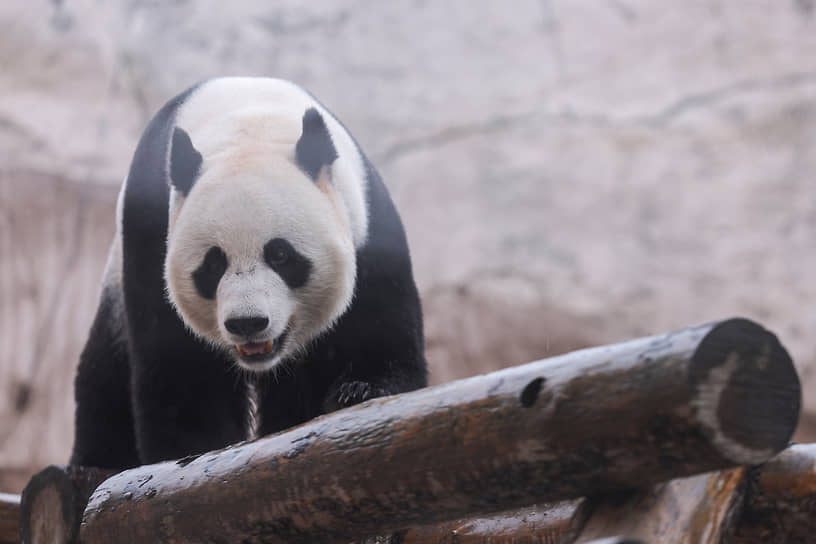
[{"x1": 325, "y1": 381, "x2": 387, "y2": 412}]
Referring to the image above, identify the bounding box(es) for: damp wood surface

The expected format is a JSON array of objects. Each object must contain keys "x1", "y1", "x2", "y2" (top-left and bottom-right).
[
  {"x1": 397, "y1": 500, "x2": 581, "y2": 544},
  {"x1": 572, "y1": 468, "x2": 747, "y2": 544},
  {"x1": 0, "y1": 492, "x2": 20, "y2": 544},
  {"x1": 58, "y1": 318, "x2": 798, "y2": 544},
  {"x1": 19, "y1": 466, "x2": 115, "y2": 544},
  {"x1": 19, "y1": 442, "x2": 816, "y2": 544},
  {"x1": 732, "y1": 443, "x2": 816, "y2": 544}
]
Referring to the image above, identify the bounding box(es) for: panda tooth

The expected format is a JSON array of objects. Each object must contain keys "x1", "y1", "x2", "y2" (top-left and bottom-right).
[{"x1": 236, "y1": 339, "x2": 277, "y2": 357}]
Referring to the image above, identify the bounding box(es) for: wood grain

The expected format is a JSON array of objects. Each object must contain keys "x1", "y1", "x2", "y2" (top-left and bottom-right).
[
  {"x1": 572, "y1": 469, "x2": 747, "y2": 544},
  {"x1": 0, "y1": 492, "x2": 20, "y2": 544},
  {"x1": 733, "y1": 443, "x2": 816, "y2": 544},
  {"x1": 0, "y1": 172, "x2": 117, "y2": 489},
  {"x1": 398, "y1": 501, "x2": 581, "y2": 544},
  {"x1": 18, "y1": 446, "x2": 816, "y2": 543},
  {"x1": 68, "y1": 319, "x2": 797, "y2": 544},
  {"x1": 19, "y1": 465, "x2": 115, "y2": 544}
]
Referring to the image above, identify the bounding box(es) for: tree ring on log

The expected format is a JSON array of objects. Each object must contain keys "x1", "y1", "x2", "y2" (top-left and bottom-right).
[
  {"x1": 689, "y1": 318, "x2": 800, "y2": 465},
  {"x1": 19, "y1": 466, "x2": 76, "y2": 544}
]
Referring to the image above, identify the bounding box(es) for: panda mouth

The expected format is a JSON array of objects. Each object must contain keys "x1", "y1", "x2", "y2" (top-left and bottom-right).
[
  {"x1": 235, "y1": 329, "x2": 289, "y2": 362},
  {"x1": 237, "y1": 340, "x2": 276, "y2": 357}
]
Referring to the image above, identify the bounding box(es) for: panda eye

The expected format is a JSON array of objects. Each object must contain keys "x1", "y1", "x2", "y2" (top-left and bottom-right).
[
  {"x1": 192, "y1": 246, "x2": 228, "y2": 300},
  {"x1": 264, "y1": 238, "x2": 291, "y2": 266},
  {"x1": 263, "y1": 238, "x2": 313, "y2": 289}
]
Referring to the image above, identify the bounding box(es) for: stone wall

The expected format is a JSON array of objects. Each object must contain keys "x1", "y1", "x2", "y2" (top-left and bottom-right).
[{"x1": 2, "y1": 0, "x2": 815, "y2": 490}]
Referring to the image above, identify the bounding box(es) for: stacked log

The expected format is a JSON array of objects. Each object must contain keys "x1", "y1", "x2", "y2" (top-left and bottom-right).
[{"x1": 18, "y1": 318, "x2": 802, "y2": 543}]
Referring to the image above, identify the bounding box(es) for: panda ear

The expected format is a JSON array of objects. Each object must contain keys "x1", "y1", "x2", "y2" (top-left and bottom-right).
[
  {"x1": 170, "y1": 127, "x2": 202, "y2": 196},
  {"x1": 295, "y1": 107, "x2": 338, "y2": 181}
]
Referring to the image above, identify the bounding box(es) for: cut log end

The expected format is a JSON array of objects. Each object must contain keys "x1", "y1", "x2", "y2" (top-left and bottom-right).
[
  {"x1": 19, "y1": 466, "x2": 77, "y2": 544},
  {"x1": 1, "y1": 493, "x2": 21, "y2": 544},
  {"x1": 690, "y1": 318, "x2": 800, "y2": 465},
  {"x1": 20, "y1": 465, "x2": 117, "y2": 544}
]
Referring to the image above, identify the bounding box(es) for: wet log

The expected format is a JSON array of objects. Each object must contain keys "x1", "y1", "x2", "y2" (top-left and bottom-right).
[
  {"x1": 71, "y1": 318, "x2": 799, "y2": 543},
  {"x1": 0, "y1": 493, "x2": 20, "y2": 544},
  {"x1": 581, "y1": 539, "x2": 645, "y2": 544},
  {"x1": 19, "y1": 466, "x2": 115, "y2": 544},
  {"x1": 362, "y1": 444, "x2": 816, "y2": 544},
  {"x1": 572, "y1": 468, "x2": 747, "y2": 544},
  {"x1": 732, "y1": 443, "x2": 816, "y2": 544},
  {"x1": 398, "y1": 500, "x2": 581, "y2": 544}
]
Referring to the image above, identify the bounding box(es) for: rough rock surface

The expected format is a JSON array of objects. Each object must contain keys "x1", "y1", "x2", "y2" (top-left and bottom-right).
[{"x1": 2, "y1": 1, "x2": 816, "y2": 488}]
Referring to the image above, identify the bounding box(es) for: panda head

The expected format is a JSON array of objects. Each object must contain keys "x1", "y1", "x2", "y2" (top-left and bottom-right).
[{"x1": 164, "y1": 108, "x2": 356, "y2": 372}]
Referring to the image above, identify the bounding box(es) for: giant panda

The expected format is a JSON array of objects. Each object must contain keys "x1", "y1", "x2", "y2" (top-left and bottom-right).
[{"x1": 70, "y1": 77, "x2": 427, "y2": 468}]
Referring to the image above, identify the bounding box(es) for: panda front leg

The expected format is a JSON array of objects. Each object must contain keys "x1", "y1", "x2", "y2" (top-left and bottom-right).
[
  {"x1": 71, "y1": 289, "x2": 140, "y2": 470},
  {"x1": 317, "y1": 254, "x2": 428, "y2": 413},
  {"x1": 321, "y1": 356, "x2": 427, "y2": 414},
  {"x1": 129, "y1": 337, "x2": 251, "y2": 464},
  {"x1": 324, "y1": 380, "x2": 388, "y2": 412}
]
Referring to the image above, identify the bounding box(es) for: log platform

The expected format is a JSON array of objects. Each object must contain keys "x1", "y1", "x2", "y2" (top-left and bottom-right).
[{"x1": 15, "y1": 317, "x2": 803, "y2": 543}]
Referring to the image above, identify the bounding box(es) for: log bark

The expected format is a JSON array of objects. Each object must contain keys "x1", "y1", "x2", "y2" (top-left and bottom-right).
[
  {"x1": 361, "y1": 443, "x2": 816, "y2": 544},
  {"x1": 74, "y1": 318, "x2": 798, "y2": 543},
  {"x1": 0, "y1": 493, "x2": 20, "y2": 544},
  {"x1": 397, "y1": 500, "x2": 581, "y2": 544},
  {"x1": 413, "y1": 445, "x2": 816, "y2": 544},
  {"x1": 732, "y1": 443, "x2": 816, "y2": 544},
  {"x1": 571, "y1": 468, "x2": 747, "y2": 544},
  {"x1": 581, "y1": 539, "x2": 645, "y2": 544},
  {"x1": 19, "y1": 466, "x2": 115, "y2": 544}
]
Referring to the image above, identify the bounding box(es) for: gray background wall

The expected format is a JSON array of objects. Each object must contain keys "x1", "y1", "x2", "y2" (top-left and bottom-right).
[{"x1": 2, "y1": 1, "x2": 815, "y2": 492}]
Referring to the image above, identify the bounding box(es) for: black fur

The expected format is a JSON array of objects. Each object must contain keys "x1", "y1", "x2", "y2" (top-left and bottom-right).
[
  {"x1": 72, "y1": 82, "x2": 248, "y2": 468},
  {"x1": 193, "y1": 246, "x2": 228, "y2": 299},
  {"x1": 256, "y1": 155, "x2": 426, "y2": 436},
  {"x1": 263, "y1": 238, "x2": 312, "y2": 289},
  {"x1": 170, "y1": 127, "x2": 202, "y2": 196},
  {"x1": 295, "y1": 107, "x2": 338, "y2": 180},
  {"x1": 71, "y1": 286, "x2": 139, "y2": 468},
  {"x1": 70, "y1": 80, "x2": 426, "y2": 470}
]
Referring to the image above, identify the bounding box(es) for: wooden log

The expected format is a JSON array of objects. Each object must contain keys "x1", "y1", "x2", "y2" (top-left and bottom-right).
[
  {"x1": 361, "y1": 443, "x2": 815, "y2": 544},
  {"x1": 0, "y1": 493, "x2": 20, "y2": 544},
  {"x1": 732, "y1": 443, "x2": 816, "y2": 544},
  {"x1": 75, "y1": 318, "x2": 798, "y2": 543},
  {"x1": 19, "y1": 466, "x2": 116, "y2": 544},
  {"x1": 427, "y1": 444, "x2": 816, "y2": 544},
  {"x1": 571, "y1": 468, "x2": 747, "y2": 544},
  {"x1": 398, "y1": 500, "x2": 581, "y2": 543},
  {"x1": 581, "y1": 539, "x2": 645, "y2": 544}
]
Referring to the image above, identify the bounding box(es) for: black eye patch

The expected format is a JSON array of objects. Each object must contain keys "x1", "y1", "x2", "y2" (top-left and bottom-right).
[
  {"x1": 193, "y1": 246, "x2": 228, "y2": 299},
  {"x1": 263, "y1": 238, "x2": 312, "y2": 289}
]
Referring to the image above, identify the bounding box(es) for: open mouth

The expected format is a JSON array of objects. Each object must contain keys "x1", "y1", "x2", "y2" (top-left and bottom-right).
[{"x1": 235, "y1": 329, "x2": 289, "y2": 363}]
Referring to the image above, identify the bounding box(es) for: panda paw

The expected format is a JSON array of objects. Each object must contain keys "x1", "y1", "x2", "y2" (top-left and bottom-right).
[{"x1": 323, "y1": 381, "x2": 388, "y2": 413}]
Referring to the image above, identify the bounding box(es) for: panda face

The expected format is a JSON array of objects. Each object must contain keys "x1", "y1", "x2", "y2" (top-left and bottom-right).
[{"x1": 165, "y1": 153, "x2": 356, "y2": 373}]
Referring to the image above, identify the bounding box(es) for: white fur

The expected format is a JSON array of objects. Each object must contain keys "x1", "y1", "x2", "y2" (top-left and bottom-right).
[
  {"x1": 173, "y1": 77, "x2": 368, "y2": 247},
  {"x1": 164, "y1": 78, "x2": 363, "y2": 372}
]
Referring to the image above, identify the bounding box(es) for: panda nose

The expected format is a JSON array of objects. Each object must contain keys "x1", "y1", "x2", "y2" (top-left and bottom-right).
[{"x1": 224, "y1": 316, "x2": 269, "y2": 336}]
